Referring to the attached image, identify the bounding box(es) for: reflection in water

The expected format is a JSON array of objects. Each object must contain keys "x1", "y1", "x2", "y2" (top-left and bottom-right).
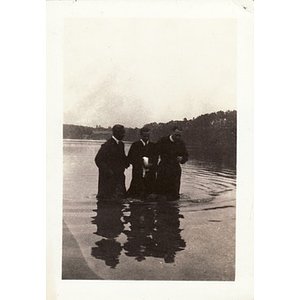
[
  {"x1": 123, "y1": 203, "x2": 156, "y2": 262},
  {"x1": 91, "y1": 201, "x2": 124, "y2": 268},
  {"x1": 151, "y1": 202, "x2": 186, "y2": 263},
  {"x1": 91, "y1": 239, "x2": 122, "y2": 269},
  {"x1": 91, "y1": 200, "x2": 186, "y2": 267},
  {"x1": 92, "y1": 201, "x2": 124, "y2": 238}
]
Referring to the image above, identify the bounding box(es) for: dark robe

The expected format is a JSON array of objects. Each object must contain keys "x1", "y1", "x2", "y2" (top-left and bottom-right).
[
  {"x1": 127, "y1": 140, "x2": 158, "y2": 198},
  {"x1": 155, "y1": 136, "x2": 188, "y2": 199},
  {"x1": 95, "y1": 138, "x2": 128, "y2": 199}
]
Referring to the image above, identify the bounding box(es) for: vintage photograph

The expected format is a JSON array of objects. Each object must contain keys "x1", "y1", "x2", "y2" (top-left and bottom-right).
[
  {"x1": 62, "y1": 17, "x2": 237, "y2": 281},
  {"x1": 47, "y1": 0, "x2": 253, "y2": 298}
]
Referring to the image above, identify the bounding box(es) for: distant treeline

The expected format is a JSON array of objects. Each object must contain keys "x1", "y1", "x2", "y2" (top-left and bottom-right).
[{"x1": 63, "y1": 110, "x2": 237, "y2": 167}]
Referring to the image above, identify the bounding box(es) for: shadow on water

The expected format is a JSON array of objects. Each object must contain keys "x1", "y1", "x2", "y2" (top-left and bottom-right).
[{"x1": 91, "y1": 199, "x2": 186, "y2": 268}]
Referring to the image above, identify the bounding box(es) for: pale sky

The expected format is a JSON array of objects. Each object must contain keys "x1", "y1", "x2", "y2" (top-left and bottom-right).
[{"x1": 64, "y1": 18, "x2": 237, "y2": 128}]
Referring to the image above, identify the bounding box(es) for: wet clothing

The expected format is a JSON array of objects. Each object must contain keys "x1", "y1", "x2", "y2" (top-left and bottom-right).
[
  {"x1": 155, "y1": 136, "x2": 188, "y2": 199},
  {"x1": 127, "y1": 140, "x2": 158, "y2": 198},
  {"x1": 95, "y1": 138, "x2": 129, "y2": 199}
]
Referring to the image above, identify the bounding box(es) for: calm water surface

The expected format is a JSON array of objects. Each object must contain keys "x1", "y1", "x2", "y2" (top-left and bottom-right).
[{"x1": 63, "y1": 139, "x2": 236, "y2": 280}]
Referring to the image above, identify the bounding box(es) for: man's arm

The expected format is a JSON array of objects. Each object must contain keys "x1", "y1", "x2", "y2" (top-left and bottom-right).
[
  {"x1": 95, "y1": 143, "x2": 114, "y2": 176},
  {"x1": 178, "y1": 141, "x2": 189, "y2": 164}
]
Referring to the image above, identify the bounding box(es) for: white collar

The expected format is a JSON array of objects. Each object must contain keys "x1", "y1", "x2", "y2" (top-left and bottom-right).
[
  {"x1": 112, "y1": 135, "x2": 119, "y2": 144},
  {"x1": 169, "y1": 135, "x2": 174, "y2": 143},
  {"x1": 140, "y1": 139, "x2": 149, "y2": 146}
]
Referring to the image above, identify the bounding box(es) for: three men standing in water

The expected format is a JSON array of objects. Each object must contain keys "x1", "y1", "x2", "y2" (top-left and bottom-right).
[{"x1": 95, "y1": 125, "x2": 189, "y2": 201}]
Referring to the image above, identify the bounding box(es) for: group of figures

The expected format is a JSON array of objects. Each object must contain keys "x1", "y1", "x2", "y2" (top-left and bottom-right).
[{"x1": 95, "y1": 124, "x2": 189, "y2": 201}]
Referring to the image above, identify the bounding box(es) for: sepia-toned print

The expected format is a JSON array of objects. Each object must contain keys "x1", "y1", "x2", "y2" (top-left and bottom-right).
[{"x1": 62, "y1": 17, "x2": 238, "y2": 281}]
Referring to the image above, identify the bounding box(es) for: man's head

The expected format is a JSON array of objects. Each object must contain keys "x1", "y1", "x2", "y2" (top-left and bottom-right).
[
  {"x1": 171, "y1": 126, "x2": 182, "y2": 142},
  {"x1": 140, "y1": 126, "x2": 150, "y2": 142},
  {"x1": 112, "y1": 124, "x2": 125, "y2": 141}
]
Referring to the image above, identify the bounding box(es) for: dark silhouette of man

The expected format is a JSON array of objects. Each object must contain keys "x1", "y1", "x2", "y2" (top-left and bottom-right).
[
  {"x1": 155, "y1": 126, "x2": 189, "y2": 200},
  {"x1": 95, "y1": 124, "x2": 129, "y2": 199},
  {"x1": 127, "y1": 126, "x2": 158, "y2": 199}
]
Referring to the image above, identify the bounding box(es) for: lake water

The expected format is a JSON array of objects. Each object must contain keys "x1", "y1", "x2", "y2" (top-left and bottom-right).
[{"x1": 63, "y1": 139, "x2": 236, "y2": 280}]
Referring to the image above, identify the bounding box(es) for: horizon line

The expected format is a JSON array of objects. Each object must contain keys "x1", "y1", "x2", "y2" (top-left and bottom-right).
[{"x1": 63, "y1": 109, "x2": 237, "y2": 129}]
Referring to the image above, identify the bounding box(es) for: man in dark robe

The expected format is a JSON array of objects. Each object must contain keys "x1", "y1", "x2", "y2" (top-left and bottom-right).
[
  {"x1": 95, "y1": 124, "x2": 129, "y2": 199},
  {"x1": 127, "y1": 126, "x2": 158, "y2": 199},
  {"x1": 155, "y1": 126, "x2": 189, "y2": 200}
]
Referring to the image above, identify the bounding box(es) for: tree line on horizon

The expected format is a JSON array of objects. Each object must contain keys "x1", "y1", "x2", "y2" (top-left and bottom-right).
[{"x1": 63, "y1": 110, "x2": 236, "y2": 167}]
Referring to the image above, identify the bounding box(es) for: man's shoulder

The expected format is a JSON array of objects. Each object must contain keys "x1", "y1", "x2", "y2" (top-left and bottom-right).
[{"x1": 102, "y1": 138, "x2": 114, "y2": 147}]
